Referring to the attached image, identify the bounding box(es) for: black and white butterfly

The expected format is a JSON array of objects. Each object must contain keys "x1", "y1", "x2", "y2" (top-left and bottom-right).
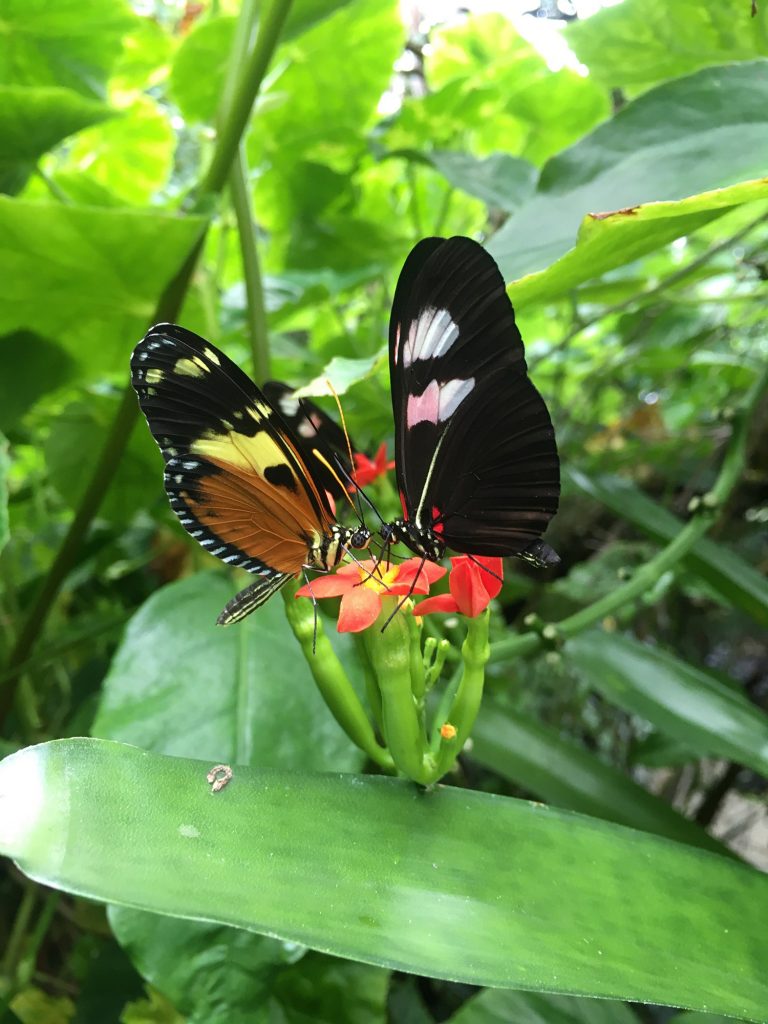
[{"x1": 380, "y1": 236, "x2": 560, "y2": 568}]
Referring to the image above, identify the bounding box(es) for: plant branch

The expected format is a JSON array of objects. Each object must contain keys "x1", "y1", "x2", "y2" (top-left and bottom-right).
[{"x1": 230, "y1": 146, "x2": 271, "y2": 381}]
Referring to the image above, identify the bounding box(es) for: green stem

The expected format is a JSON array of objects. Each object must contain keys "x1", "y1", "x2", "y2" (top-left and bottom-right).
[
  {"x1": 1, "y1": 884, "x2": 37, "y2": 983},
  {"x1": 230, "y1": 146, "x2": 271, "y2": 381},
  {"x1": 431, "y1": 611, "x2": 490, "y2": 780},
  {"x1": 282, "y1": 588, "x2": 393, "y2": 771},
  {"x1": 491, "y1": 358, "x2": 768, "y2": 662},
  {"x1": 0, "y1": 1, "x2": 294, "y2": 726},
  {"x1": 200, "y1": 0, "x2": 294, "y2": 200},
  {"x1": 364, "y1": 600, "x2": 433, "y2": 784}
]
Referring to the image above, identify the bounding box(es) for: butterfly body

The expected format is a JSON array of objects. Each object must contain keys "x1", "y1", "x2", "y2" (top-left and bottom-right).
[
  {"x1": 384, "y1": 236, "x2": 560, "y2": 569},
  {"x1": 131, "y1": 323, "x2": 370, "y2": 624}
]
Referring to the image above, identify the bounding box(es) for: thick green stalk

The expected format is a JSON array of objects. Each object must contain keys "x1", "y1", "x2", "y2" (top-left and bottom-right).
[
  {"x1": 491, "y1": 359, "x2": 768, "y2": 662},
  {"x1": 282, "y1": 588, "x2": 393, "y2": 771},
  {"x1": 230, "y1": 146, "x2": 271, "y2": 381},
  {"x1": 1, "y1": 0, "x2": 294, "y2": 724},
  {"x1": 432, "y1": 611, "x2": 490, "y2": 780},
  {"x1": 364, "y1": 600, "x2": 433, "y2": 784}
]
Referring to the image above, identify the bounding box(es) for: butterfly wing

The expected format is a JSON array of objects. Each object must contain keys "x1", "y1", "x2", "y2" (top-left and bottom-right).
[
  {"x1": 389, "y1": 236, "x2": 559, "y2": 559},
  {"x1": 262, "y1": 381, "x2": 354, "y2": 502},
  {"x1": 131, "y1": 324, "x2": 336, "y2": 614}
]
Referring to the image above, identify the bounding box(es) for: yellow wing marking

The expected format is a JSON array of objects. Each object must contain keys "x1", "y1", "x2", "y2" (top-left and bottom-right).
[
  {"x1": 174, "y1": 356, "x2": 208, "y2": 378},
  {"x1": 191, "y1": 429, "x2": 299, "y2": 483}
]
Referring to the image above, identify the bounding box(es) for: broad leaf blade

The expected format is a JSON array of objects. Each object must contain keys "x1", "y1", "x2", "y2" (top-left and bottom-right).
[{"x1": 2, "y1": 738, "x2": 768, "y2": 1019}]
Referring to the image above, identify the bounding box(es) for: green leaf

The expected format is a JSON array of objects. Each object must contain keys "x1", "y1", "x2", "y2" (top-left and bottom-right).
[
  {"x1": 447, "y1": 987, "x2": 639, "y2": 1024},
  {"x1": 168, "y1": 16, "x2": 236, "y2": 125},
  {"x1": 0, "y1": 198, "x2": 206, "y2": 375},
  {"x1": 471, "y1": 704, "x2": 728, "y2": 857},
  {"x1": 507, "y1": 176, "x2": 768, "y2": 308},
  {"x1": 428, "y1": 151, "x2": 536, "y2": 212},
  {"x1": 492, "y1": 62, "x2": 768, "y2": 287},
  {"x1": 567, "y1": 0, "x2": 768, "y2": 91},
  {"x1": 44, "y1": 392, "x2": 159, "y2": 526},
  {"x1": 567, "y1": 631, "x2": 768, "y2": 776},
  {"x1": 92, "y1": 573, "x2": 365, "y2": 772},
  {"x1": 0, "y1": 0, "x2": 137, "y2": 97},
  {"x1": 0, "y1": 432, "x2": 8, "y2": 554},
  {"x1": 424, "y1": 13, "x2": 609, "y2": 166},
  {"x1": 51, "y1": 96, "x2": 174, "y2": 205},
  {"x1": 107, "y1": 908, "x2": 303, "y2": 1024},
  {"x1": 567, "y1": 469, "x2": 768, "y2": 629},
  {"x1": 294, "y1": 351, "x2": 385, "y2": 398},
  {"x1": 0, "y1": 330, "x2": 76, "y2": 432},
  {"x1": 3, "y1": 738, "x2": 768, "y2": 1018},
  {"x1": 0, "y1": 85, "x2": 113, "y2": 194}
]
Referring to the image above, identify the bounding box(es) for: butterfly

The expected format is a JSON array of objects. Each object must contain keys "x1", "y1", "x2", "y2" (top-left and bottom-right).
[
  {"x1": 261, "y1": 380, "x2": 355, "y2": 504},
  {"x1": 380, "y1": 236, "x2": 560, "y2": 569},
  {"x1": 131, "y1": 324, "x2": 371, "y2": 625}
]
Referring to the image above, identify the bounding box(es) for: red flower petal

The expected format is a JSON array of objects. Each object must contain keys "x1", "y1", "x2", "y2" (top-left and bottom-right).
[
  {"x1": 412, "y1": 594, "x2": 459, "y2": 617},
  {"x1": 394, "y1": 557, "x2": 447, "y2": 593},
  {"x1": 295, "y1": 574, "x2": 354, "y2": 599},
  {"x1": 449, "y1": 560, "x2": 493, "y2": 617},
  {"x1": 337, "y1": 587, "x2": 381, "y2": 632}
]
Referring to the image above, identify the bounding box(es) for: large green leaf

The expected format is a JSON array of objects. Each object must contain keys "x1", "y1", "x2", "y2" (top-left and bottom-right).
[
  {"x1": 567, "y1": 469, "x2": 768, "y2": 630},
  {"x1": 0, "y1": 198, "x2": 206, "y2": 375},
  {"x1": 507, "y1": 177, "x2": 768, "y2": 308},
  {"x1": 0, "y1": 86, "x2": 112, "y2": 194},
  {"x1": 92, "y1": 573, "x2": 366, "y2": 772},
  {"x1": 471, "y1": 704, "x2": 728, "y2": 857},
  {"x1": 567, "y1": 0, "x2": 768, "y2": 91},
  {"x1": 492, "y1": 62, "x2": 768, "y2": 285},
  {"x1": 109, "y1": 908, "x2": 389, "y2": 1024},
  {"x1": 0, "y1": 331, "x2": 76, "y2": 432},
  {"x1": 428, "y1": 151, "x2": 537, "y2": 212},
  {"x1": 2, "y1": 738, "x2": 768, "y2": 1019},
  {"x1": 0, "y1": 0, "x2": 137, "y2": 97},
  {"x1": 424, "y1": 13, "x2": 608, "y2": 166},
  {"x1": 447, "y1": 987, "x2": 639, "y2": 1024},
  {"x1": 0, "y1": 432, "x2": 8, "y2": 555},
  {"x1": 567, "y1": 631, "x2": 768, "y2": 776}
]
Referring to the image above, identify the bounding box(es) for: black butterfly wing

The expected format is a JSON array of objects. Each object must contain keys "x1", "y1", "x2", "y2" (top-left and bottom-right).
[
  {"x1": 262, "y1": 381, "x2": 353, "y2": 503},
  {"x1": 389, "y1": 236, "x2": 559, "y2": 559},
  {"x1": 131, "y1": 324, "x2": 335, "y2": 611}
]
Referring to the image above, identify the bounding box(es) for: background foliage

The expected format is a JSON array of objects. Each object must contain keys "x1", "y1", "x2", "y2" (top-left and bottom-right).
[{"x1": 1, "y1": 0, "x2": 767, "y2": 1022}]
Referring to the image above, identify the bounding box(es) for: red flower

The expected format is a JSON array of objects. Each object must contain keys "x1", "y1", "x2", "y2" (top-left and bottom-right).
[
  {"x1": 296, "y1": 557, "x2": 446, "y2": 633},
  {"x1": 414, "y1": 556, "x2": 503, "y2": 618},
  {"x1": 352, "y1": 442, "x2": 396, "y2": 489}
]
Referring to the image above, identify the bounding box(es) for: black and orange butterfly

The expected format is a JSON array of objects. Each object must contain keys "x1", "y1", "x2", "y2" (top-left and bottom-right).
[
  {"x1": 131, "y1": 324, "x2": 370, "y2": 625},
  {"x1": 380, "y1": 236, "x2": 560, "y2": 567}
]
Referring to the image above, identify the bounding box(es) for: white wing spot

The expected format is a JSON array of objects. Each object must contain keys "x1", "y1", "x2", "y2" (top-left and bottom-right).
[
  {"x1": 404, "y1": 308, "x2": 458, "y2": 367},
  {"x1": 406, "y1": 377, "x2": 475, "y2": 427}
]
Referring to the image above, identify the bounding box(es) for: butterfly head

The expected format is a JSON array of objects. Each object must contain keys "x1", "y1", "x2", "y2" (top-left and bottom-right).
[{"x1": 380, "y1": 518, "x2": 446, "y2": 563}]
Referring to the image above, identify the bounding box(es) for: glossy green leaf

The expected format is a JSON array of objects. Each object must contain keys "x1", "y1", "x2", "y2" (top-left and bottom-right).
[
  {"x1": 0, "y1": 86, "x2": 112, "y2": 194},
  {"x1": 448, "y1": 987, "x2": 638, "y2": 1024},
  {"x1": 567, "y1": 631, "x2": 768, "y2": 776},
  {"x1": 567, "y1": 469, "x2": 768, "y2": 629},
  {"x1": 0, "y1": 432, "x2": 8, "y2": 554},
  {"x1": 92, "y1": 573, "x2": 365, "y2": 772},
  {"x1": 425, "y1": 13, "x2": 608, "y2": 166},
  {"x1": 493, "y1": 62, "x2": 768, "y2": 286},
  {"x1": 0, "y1": 0, "x2": 137, "y2": 97},
  {"x1": 44, "y1": 391, "x2": 158, "y2": 525},
  {"x1": 0, "y1": 331, "x2": 76, "y2": 431},
  {"x1": 0, "y1": 198, "x2": 206, "y2": 375},
  {"x1": 471, "y1": 704, "x2": 728, "y2": 857},
  {"x1": 294, "y1": 351, "x2": 385, "y2": 398},
  {"x1": 428, "y1": 151, "x2": 537, "y2": 211},
  {"x1": 3, "y1": 738, "x2": 768, "y2": 1018},
  {"x1": 54, "y1": 96, "x2": 174, "y2": 205},
  {"x1": 567, "y1": 0, "x2": 768, "y2": 91},
  {"x1": 169, "y1": 16, "x2": 236, "y2": 125}
]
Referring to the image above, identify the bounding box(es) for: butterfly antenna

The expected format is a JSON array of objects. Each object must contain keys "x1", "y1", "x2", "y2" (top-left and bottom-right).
[{"x1": 326, "y1": 378, "x2": 367, "y2": 528}]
